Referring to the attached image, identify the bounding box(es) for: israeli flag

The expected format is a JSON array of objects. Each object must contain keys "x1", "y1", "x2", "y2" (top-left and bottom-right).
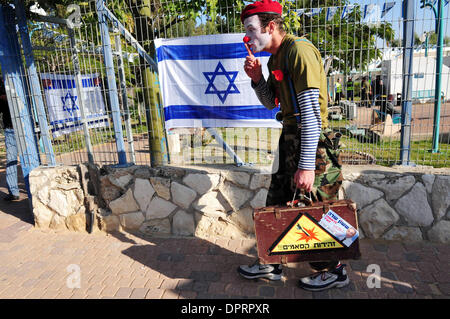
[
  {"x1": 154, "y1": 34, "x2": 281, "y2": 129},
  {"x1": 40, "y1": 73, "x2": 109, "y2": 138}
]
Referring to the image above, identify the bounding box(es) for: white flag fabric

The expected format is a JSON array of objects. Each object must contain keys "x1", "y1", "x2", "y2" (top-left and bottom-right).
[
  {"x1": 305, "y1": 8, "x2": 323, "y2": 17},
  {"x1": 40, "y1": 73, "x2": 109, "y2": 138},
  {"x1": 326, "y1": 7, "x2": 338, "y2": 21},
  {"x1": 381, "y1": 2, "x2": 396, "y2": 19},
  {"x1": 154, "y1": 34, "x2": 281, "y2": 129},
  {"x1": 341, "y1": 4, "x2": 355, "y2": 19},
  {"x1": 363, "y1": 4, "x2": 382, "y2": 27}
]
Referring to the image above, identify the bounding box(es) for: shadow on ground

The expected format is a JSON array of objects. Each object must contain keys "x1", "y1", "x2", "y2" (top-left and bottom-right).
[
  {"x1": 111, "y1": 229, "x2": 349, "y2": 299},
  {"x1": 0, "y1": 166, "x2": 33, "y2": 225}
]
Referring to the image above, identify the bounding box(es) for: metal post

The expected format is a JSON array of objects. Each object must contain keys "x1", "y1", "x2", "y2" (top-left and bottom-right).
[
  {"x1": 0, "y1": 4, "x2": 40, "y2": 199},
  {"x1": 95, "y1": 0, "x2": 127, "y2": 165},
  {"x1": 15, "y1": 0, "x2": 56, "y2": 167},
  {"x1": 114, "y1": 33, "x2": 136, "y2": 164},
  {"x1": 399, "y1": 0, "x2": 415, "y2": 166},
  {"x1": 431, "y1": 0, "x2": 444, "y2": 153},
  {"x1": 68, "y1": 28, "x2": 95, "y2": 164},
  {"x1": 99, "y1": 1, "x2": 169, "y2": 167}
]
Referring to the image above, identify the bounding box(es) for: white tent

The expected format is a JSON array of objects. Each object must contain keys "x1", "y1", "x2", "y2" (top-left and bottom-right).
[{"x1": 381, "y1": 47, "x2": 450, "y2": 102}]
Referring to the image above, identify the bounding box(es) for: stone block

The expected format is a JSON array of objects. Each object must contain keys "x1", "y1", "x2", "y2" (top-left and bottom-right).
[
  {"x1": 102, "y1": 214, "x2": 121, "y2": 232},
  {"x1": 431, "y1": 176, "x2": 450, "y2": 221},
  {"x1": 382, "y1": 226, "x2": 423, "y2": 241},
  {"x1": 193, "y1": 191, "x2": 228, "y2": 218},
  {"x1": 227, "y1": 207, "x2": 254, "y2": 234},
  {"x1": 109, "y1": 188, "x2": 140, "y2": 215},
  {"x1": 140, "y1": 219, "x2": 171, "y2": 236},
  {"x1": 428, "y1": 220, "x2": 450, "y2": 244},
  {"x1": 223, "y1": 171, "x2": 250, "y2": 187},
  {"x1": 219, "y1": 181, "x2": 253, "y2": 211},
  {"x1": 150, "y1": 177, "x2": 171, "y2": 200},
  {"x1": 33, "y1": 200, "x2": 54, "y2": 229},
  {"x1": 183, "y1": 173, "x2": 220, "y2": 195},
  {"x1": 99, "y1": 176, "x2": 122, "y2": 203},
  {"x1": 395, "y1": 183, "x2": 434, "y2": 226},
  {"x1": 47, "y1": 190, "x2": 69, "y2": 217},
  {"x1": 49, "y1": 214, "x2": 67, "y2": 231},
  {"x1": 108, "y1": 172, "x2": 133, "y2": 190},
  {"x1": 368, "y1": 175, "x2": 416, "y2": 201},
  {"x1": 250, "y1": 189, "x2": 268, "y2": 209},
  {"x1": 249, "y1": 174, "x2": 271, "y2": 190},
  {"x1": 194, "y1": 212, "x2": 248, "y2": 240},
  {"x1": 66, "y1": 211, "x2": 87, "y2": 232},
  {"x1": 119, "y1": 211, "x2": 145, "y2": 230},
  {"x1": 133, "y1": 178, "x2": 155, "y2": 212},
  {"x1": 342, "y1": 181, "x2": 383, "y2": 209},
  {"x1": 146, "y1": 196, "x2": 177, "y2": 219},
  {"x1": 172, "y1": 210, "x2": 195, "y2": 236},
  {"x1": 359, "y1": 198, "x2": 399, "y2": 238},
  {"x1": 422, "y1": 174, "x2": 435, "y2": 194},
  {"x1": 171, "y1": 181, "x2": 197, "y2": 209}
]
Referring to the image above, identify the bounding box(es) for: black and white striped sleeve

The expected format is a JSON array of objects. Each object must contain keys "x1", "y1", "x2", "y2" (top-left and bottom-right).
[
  {"x1": 251, "y1": 77, "x2": 277, "y2": 110},
  {"x1": 297, "y1": 88, "x2": 321, "y2": 170}
]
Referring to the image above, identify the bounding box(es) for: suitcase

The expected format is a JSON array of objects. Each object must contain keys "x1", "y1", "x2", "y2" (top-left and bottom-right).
[{"x1": 253, "y1": 199, "x2": 361, "y2": 264}]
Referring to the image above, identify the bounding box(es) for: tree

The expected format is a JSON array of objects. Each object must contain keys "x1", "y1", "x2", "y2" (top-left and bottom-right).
[{"x1": 280, "y1": 0, "x2": 394, "y2": 74}]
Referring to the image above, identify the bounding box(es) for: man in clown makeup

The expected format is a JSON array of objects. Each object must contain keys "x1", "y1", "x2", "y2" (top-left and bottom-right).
[{"x1": 237, "y1": 0, "x2": 347, "y2": 292}]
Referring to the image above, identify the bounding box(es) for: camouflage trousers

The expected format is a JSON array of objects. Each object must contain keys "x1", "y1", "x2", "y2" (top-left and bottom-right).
[
  {"x1": 266, "y1": 125, "x2": 344, "y2": 270},
  {"x1": 266, "y1": 125, "x2": 344, "y2": 207}
]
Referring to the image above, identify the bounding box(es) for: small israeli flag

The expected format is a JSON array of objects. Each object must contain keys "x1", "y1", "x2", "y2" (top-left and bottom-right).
[
  {"x1": 326, "y1": 7, "x2": 338, "y2": 21},
  {"x1": 341, "y1": 4, "x2": 356, "y2": 19},
  {"x1": 381, "y1": 2, "x2": 396, "y2": 19},
  {"x1": 154, "y1": 34, "x2": 281, "y2": 129}
]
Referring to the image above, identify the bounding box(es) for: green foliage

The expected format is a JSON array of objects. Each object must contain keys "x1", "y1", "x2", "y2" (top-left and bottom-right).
[{"x1": 280, "y1": 0, "x2": 394, "y2": 74}]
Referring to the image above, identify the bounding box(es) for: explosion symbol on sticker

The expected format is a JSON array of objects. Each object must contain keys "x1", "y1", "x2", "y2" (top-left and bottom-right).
[{"x1": 296, "y1": 224, "x2": 319, "y2": 242}]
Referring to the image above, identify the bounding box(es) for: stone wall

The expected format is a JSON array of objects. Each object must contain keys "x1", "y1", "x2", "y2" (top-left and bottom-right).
[{"x1": 29, "y1": 164, "x2": 450, "y2": 244}]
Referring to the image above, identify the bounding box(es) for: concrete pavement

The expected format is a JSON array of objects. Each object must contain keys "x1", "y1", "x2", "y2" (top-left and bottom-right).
[{"x1": 0, "y1": 169, "x2": 449, "y2": 300}]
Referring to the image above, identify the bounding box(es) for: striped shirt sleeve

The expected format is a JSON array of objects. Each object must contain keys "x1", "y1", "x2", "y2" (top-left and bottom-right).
[
  {"x1": 251, "y1": 77, "x2": 277, "y2": 110},
  {"x1": 297, "y1": 88, "x2": 321, "y2": 170},
  {"x1": 251, "y1": 79, "x2": 321, "y2": 170}
]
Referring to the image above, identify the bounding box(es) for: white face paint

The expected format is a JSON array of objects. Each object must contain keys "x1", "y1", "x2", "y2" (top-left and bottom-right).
[{"x1": 244, "y1": 15, "x2": 272, "y2": 53}]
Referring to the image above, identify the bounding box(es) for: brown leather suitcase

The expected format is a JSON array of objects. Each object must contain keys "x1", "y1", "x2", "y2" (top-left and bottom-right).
[{"x1": 253, "y1": 199, "x2": 361, "y2": 264}]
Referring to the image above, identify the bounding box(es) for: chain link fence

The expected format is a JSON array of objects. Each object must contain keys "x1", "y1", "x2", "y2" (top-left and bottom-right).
[{"x1": 1, "y1": 0, "x2": 449, "y2": 169}]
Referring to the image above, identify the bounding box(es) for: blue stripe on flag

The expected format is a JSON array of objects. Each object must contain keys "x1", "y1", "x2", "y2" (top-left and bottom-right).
[
  {"x1": 156, "y1": 43, "x2": 271, "y2": 62},
  {"x1": 164, "y1": 105, "x2": 280, "y2": 121},
  {"x1": 45, "y1": 77, "x2": 98, "y2": 90}
]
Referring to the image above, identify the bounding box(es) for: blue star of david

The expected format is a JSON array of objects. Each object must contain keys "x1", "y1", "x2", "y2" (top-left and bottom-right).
[
  {"x1": 203, "y1": 62, "x2": 240, "y2": 103},
  {"x1": 61, "y1": 92, "x2": 79, "y2": 116}
]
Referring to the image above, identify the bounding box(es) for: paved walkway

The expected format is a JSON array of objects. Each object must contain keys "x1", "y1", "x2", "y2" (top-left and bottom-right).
[{"x1": 0, "y1": 170, "x2": 449, "y2": 300}]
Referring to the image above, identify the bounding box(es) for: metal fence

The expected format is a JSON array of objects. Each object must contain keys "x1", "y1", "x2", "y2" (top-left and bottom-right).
[{"x1": 0, "y1": 0, "x2": 449, "y2": 172}]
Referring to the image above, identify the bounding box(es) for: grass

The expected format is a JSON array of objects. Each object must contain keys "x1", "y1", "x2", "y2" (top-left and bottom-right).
[
  {"x1": 338, "y1": 131, "x2": 449, "y2": 167},
  {"x1": 1, "y1": 121, "x2": 448, "y2": 168}
]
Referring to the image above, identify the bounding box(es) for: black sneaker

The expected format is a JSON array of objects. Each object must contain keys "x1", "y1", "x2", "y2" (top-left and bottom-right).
[
  {"x1": 3, "y1": 194, "x2": 19, "y2": 201},
  {"x1": 238, "y1": 263, "x2": 283, "y2": 280},
  {"x1": 298, "y1": 263, "x2": 349, "y2": 291}
]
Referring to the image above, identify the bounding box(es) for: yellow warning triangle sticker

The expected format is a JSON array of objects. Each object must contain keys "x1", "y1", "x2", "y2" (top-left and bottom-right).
[{"x1": 269, "y1": 213, "x2": 344, "y2": 254}]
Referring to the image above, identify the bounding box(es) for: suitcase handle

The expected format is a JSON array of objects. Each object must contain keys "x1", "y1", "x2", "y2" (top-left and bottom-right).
[{"x1": 286, "y1": 188, "x2": 313, "y2": 207}]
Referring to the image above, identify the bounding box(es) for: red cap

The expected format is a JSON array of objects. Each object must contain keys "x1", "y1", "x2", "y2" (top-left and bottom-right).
[{"x1": 241, "y1": 0, "x2": 282, "y2": 23}]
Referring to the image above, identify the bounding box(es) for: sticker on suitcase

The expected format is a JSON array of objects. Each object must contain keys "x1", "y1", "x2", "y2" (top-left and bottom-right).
[
  {"x1": 268, "y1": 213, "x2": 344, "y2": 255},
  {"x1": 318, "y1": 209, "x2": 359, "y2": 247}
]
